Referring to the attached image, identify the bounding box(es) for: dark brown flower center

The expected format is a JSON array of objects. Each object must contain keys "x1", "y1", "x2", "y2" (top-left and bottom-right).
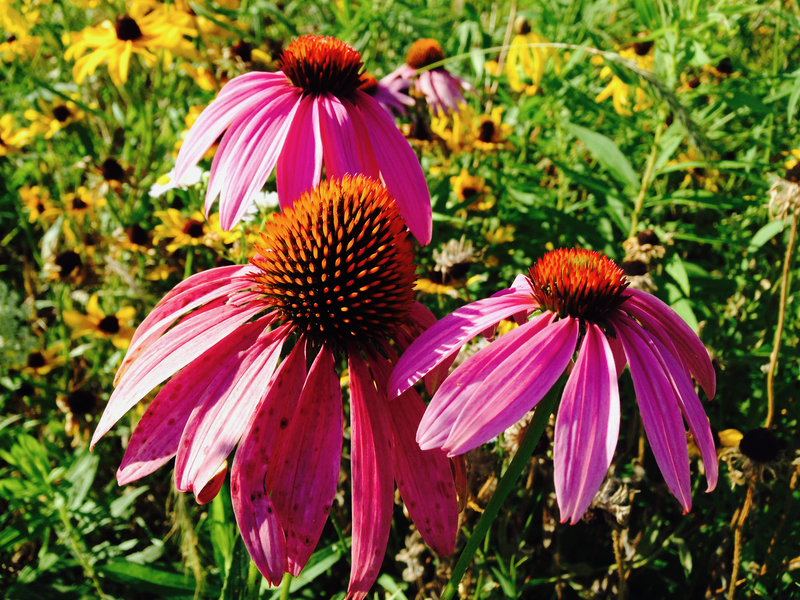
[
  {"x1": 27, "y1": 352, "x2": 46, "y2": 368},
  {"x1": 66, "y1": 390, "x2": 97, "y2": 414},
  {"x1": 115, "y1": 15, "x2": 143, "y2": 41},
  {"x1": 637, "y1": 229, "x2": 660, "y2": 246},
  {"x1": 53, "y1": 105, "x2": 72, "y2": 122},
  {"x1": 55, "y1": 251, "x2": 82, "y2": 277},
  {"x1": 633, "y1": 40, "x2": 654, "y2": 56},
  {"x1": 280, "y1": 35, "x2": 364, "y2": 98},
  {"x1": 406, "y1": 39, "x2": 446, "y2": 70},
  {"x1": 358, "y1": 73, "x2": 379, "y2": 95},
  {"x1": 461, "y1": 186, "x2": 479, "y2": 199},
  {"x1": 127, "y1": 224, "x2": 149, "y2": 246},
  {"x1": 478, "y1": 120, "x2": 496, "y2": 143},
  {"x1": 233, "y1": 40, "x2": 252, "y2": 62},
  {"x1": 621, "y1": 260, "x2": 648, "y2": 276},
  {"x1": 716, "y1": 57, "x2": 733, "y2": 74},
  {"x1": 183, "y1": 220, "x2": 205, "y2": 238},
  {"x1": 98, "y1": 315, "x2": 120, "y2": 334},
  {"x1": 72, "y1": 196, "x2": 88, "y2": 210},
  {"x1": 102, "y1": 158, "x2": 125, "y2": 181},
  {"x1": 251, "y1": 175, "x2": 417, "y2": 347},
  {"x1": 528, "y1": 249, "x2": 629, "y2": 320},
  {"x1": 739, "y1": 427, "x2": 781, "y2": 463}
]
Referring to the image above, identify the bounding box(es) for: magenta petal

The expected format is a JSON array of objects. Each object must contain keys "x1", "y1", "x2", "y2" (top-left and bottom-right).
[
  {"x1": 174, "y1": 325, "x2": 288, "y2": 496},
  {"x1": 117, "y1": 319, "x2": 266, "y2": 485},
  {"x1": 442, "y1": 317, "x2": 579, "y2": 456},
  {"x1": 91, "y1": 302, "x2": 265, "y2": 448},
  {"x1": 276, "y1": 96, "x2": 322, "y2": 209},
  {"x1": 553, "y1": 323, "x2": 620, "y2": 524},
  {"x1": 406, "y1": 302, "x2": 455, "y2": 396},
  {"x1": 368, "y1": 351, "x2": 457, "y2": 556},
  {"x1": 607, "y1": 333, "x2": 627, "y2": 380},
  {"x1": 270, "y1": 344, "x2": 343, "y2": 576},
  {"x1": 387, "y1": 289, "x2": 534, "y2": 399},
  {"x1": 218, "y1": 91, "x2": 302, "y2": 229},
  {"x1": 622, "y1": 289, "x2": 716, "y2": 399},
  {"x1": 353, "y1": 90, "x2": 432, "y2": 245},
  {"x1": 231, "y1": 341, "x2": 308, "y2": 585},
  {"x1": 318, "y1": 95, "x2": 380, "y2": 183},
  {"x1": 118, "y1": 266, "x2": 257, "y2": 384},
  {"x1": 346, "y1": 351, "x2": 394, "y2": 600},
  {"x1": 613, "y1": 317, "x2": 692, "y2": 512}
]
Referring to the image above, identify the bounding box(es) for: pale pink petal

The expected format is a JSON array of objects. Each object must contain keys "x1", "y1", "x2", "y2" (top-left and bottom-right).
[
  {"x1": 91, "y1": 302, "x2": 265, "y2": 448},
  {"x1": 231, "y1": 341, "x2": 308, "y2": 585},
  {"x1": 218, "y1": 91, "x2": 303, "y2": 229},
  {"x1": 621, "y1": 289, "x2": 715, "y2": 399},
  {"x1": 174, "y1": 75, "x2": 289, "y2": 183},
  {"x1": 270, "y1": 344, "x2": 343, "y2": 576},
  {"x1": 553, "y1": 323, "x2": 620, "y2": 524},
  {"x1": 118, "y1": 266, "x2": 258, "y2": 384},
  {"x1": 387, "y1": 289, "x2": 535, "y2": 398},
  {"x1": 318, "y1": 95, "x2": 379, "y2": 183},
  {"x1": 116, "y1": 318, "x2": 267, "y2": 485},
  {"x1": 353, "y1": 90, "x2": 432, "y2": 245},
  {"x1": 174, "y1": 325, "x2": 289, "y2": 496},
  {"x1": 442, "y1": 317, "x2": 579, "y2": 456},
  {"x1": 381, "y1": 64, "x2": 416, "y2": 89},
  {"x1": 416, "y1": 313, "x2": 552, "y2": 451},
  {"x1": 276, "y1": 95, "x2": 322, "y2": 209},
  {"x1": 346, "y1": 351, "x2": 394, "y2": 600},
  {"x1": 428, "y1": 71, "x2": 464, "y2": 114},
  {"x1": 367, "y1": 351, "x2": 457, "y2": 556},
  {"x1": 613, "y1": 317, "x2": 692, "y2": 512}
]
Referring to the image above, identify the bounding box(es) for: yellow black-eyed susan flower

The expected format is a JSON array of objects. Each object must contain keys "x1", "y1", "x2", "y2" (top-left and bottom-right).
[
  {"x1": 153, "y1": 209, "x2": 237, "y2": 253},
  {"x1": 0, "y1": 114, "x2": 30, "y2": 155},
  {"x1": 63, "y1": 294, "x2": 136, "y2": 349},
  {"x1": 24, "y1": 96, "x2": 85, "y2": 139}
]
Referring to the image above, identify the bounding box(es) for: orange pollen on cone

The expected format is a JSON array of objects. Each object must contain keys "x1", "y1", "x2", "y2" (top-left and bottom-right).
[
  {"x1": 406, "y1": 39, "x2": 446, "y2": 69},
  {"x1": 250, "y1": 175, "x2": 417, "y2": 347},
  {"x1": 527, "y1": 248, "x2": 629, "y2": 320},
  {"x1": 279, "y1": 35, "x2": 364, "y2": 98}
]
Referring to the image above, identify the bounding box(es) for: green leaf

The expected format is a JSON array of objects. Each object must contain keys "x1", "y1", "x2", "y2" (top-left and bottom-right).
[
  {"x1": 634, "y1": 0, "x2": 660, "y2": 28},
  {"x1": 109, "y1": 486, "x2": 150, "y2": 518},
  {"x1": 267, "y1": 538, "x2": 350, "y2": 598},
  {"x1": 566, "y1": 123, "x2": 641, "y2": 191},
  {"x1": 470, "y1": 48, "x2": 486, "y2": 79},
  {"x1": 211, "y1": 490, "x2": 235, "y2": 572},
  {"x1": 221, "y1": 536, "x2": 250, "y2": 600},
  {"x1": 63, "y1": 450, "x2": 99, "y2": 511},
  {"x1": 672, "y1": 538, "x2": 693, "y2": 577},
  {"x1": 748, "y1": 219, "x2": 785, "y2": 252},
  {"x1": 98, "y1": 562, "x2": 197, "y2": 595},
  {"x1": 788, "y1": 70, "x2": 800, "y2": 123},
  {"x1": 665, "y1": 254, "x2": 691, "y2": 296}
]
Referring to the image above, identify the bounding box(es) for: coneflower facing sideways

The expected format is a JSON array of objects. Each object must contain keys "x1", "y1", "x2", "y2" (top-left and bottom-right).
[
  {"x1": 92, "y1": 176, "x2": 457, "y2": 598},
  {"x1": 173, "y1": 35, "x2": 433, "y2": 244},
  {"x1": 388, "y1": 249, "x2": 718, "y2": 524}
]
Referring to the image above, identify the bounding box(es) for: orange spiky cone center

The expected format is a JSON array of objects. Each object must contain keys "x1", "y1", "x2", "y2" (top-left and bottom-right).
[
  {"x1": 406, "y1": 39, "x2": 446, "y2": 69},
  {"x1": 528, "y1": 249, "x2": 629, "y2": 320},
  {"x1": 280, "y1": 35, "x2": 364, "y2": 98},
  {"x1": 251, "y1": 175, "x2": 417, "y2": 347}
]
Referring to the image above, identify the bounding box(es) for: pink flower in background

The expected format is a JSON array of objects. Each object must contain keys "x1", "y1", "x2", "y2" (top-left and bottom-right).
[
  {"x1": 93, "y1": 177, "x2": 457, "y2": 598},
  {"x1": 358, "y1": 72, "x2": 415, "y2": 116},
  {"x1": 388, "y1": 248, "x2": 718, "y2": 524},
  {"x1": 173, "y1": 35, "x2": 432, "y2": 244},
  {"x1": 384, "y1": 38, "x2": 474, "y2": 115}
]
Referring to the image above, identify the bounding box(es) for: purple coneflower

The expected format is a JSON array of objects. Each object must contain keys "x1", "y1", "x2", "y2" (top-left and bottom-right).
[
  {"x1": 384, "y1": 39, "x2": 474, "y2": 115},
  {"x1": 358, "y1": 72, "x2": 415, "y2": 116},
  {"x1": 92, "y1": 176, "x2": 457, "y2": 597},
  {"x1": 173, "y1": 35, "x2": 432, "y2": 244},
  {"x1": 388, "y1": 248, "x2": 718, "y2": 524}
]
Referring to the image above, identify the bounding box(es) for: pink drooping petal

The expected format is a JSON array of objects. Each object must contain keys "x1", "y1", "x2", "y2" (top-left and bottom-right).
[
  {"x1": 270, "y1": 344, "x2": 343, "y2": 576},
  {"x1": 218, "y1": 91, "x2": 303, "y2": 229},
  {"x1": 367, "y1": 351, "x2": 457, "y2": 556},
  {"x1": 442, "y1": 317, "x2": 579, "y2": 456},
  {"x1": 415, "y1": 313, "x2": 550, "y2": 452},
  {"x1": 405, "y1": 302, "x2": 456, "y2": 396},
  {"x1": 276, "y1": 95, "x2": 322, "y2": 209},
  {"x1": 118, "y1": 266, "x2": 257, "y2": 384},
  {"x1": 387, "y1": 289, "x2": 535, "y2": 399},
  {"x1": 553, "y1": 322, "x2": 620, "y2": 524},
  {"x1": 91, "y1": 301, "x2": 266, "y2": 448},
  {"x1": 318, "y1": 95, "x2": 380, "y2": 185},
  {"x1": 346, "y1": 351, "x2": 394, "y2": 600},
  {"x1": 196, "y1": 461, "x2": 228, "y2": 505},
  {"x1": 343, "y1": 99, "x2": 381, "y2": 179},
  {"x1": 353, "y1": 90, "x2": 432, "y2": 245},
  {"x1": 231, "y1": 341, "x2": 308, "y2": 586},
  {"x1": 116, "y1": 318, "x2": 267, "y2": 485},
  {"x1": 635, "y1": 325, "x2": 718, "y2": 493},
  {"x1": 415, "y1": 71, "x2": 438, "y2": 108},
  {"x1": 622, "y1": 289, "x2": 715, "y2": 399},
  {"x1": 174, "y1": 325, "x2": 289, "y2": 497},
  {"x1": 607, "y1": 333, "x2": 627, "y2": 380},
  {"x1": 613, "y1": 317, "x2": 692, "y2": 512},
  {"x1": 381, "y1": 64, "x2": 416, "y2": 89},
  {"x1": 173, "y1": 74, "x2": 288, "y2": 184},
  {"x1": 428, "y1": 71, "x2": 464, "y2": 115}
]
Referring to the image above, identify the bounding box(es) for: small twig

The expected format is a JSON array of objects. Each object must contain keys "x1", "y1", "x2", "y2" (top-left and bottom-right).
[
  {"x1": 757, "y1": 464, "x2": 799, "y2": 580},
  {"x1": 612, "y1": 529, "x2": 626, "y2": 600},
  {"x1": 629, "y1": 121, "x2": 663, "y2": 237},
  {"x1": 489, "y1": 0, "x2": 516, "y2": 95},
  {"x1": 728, "y1": 475, "x2": 756, "y2": 600},
  {"x1": 765, "y1": 212, "x2": 798, "y2": 429}
]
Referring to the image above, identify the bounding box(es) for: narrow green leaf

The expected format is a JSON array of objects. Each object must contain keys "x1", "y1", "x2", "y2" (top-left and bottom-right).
[
  {"x1": 566, "y1": 123, "x2": 641, "y2": 191},
  {"x1": 748, "y1": 219, "x2": 785, "y2": 251},
  {"x1": 665, "y1": 254, "x2": 691, "y2": 296},
  {"x1": 788, "y1": 70, "x2": 800, "y2": 123},
  {"x1": 98, "y1": 562, "x2": 196, "y2": 595},
  {"x1": 221, "y1": 536, "x2": 251, "y2": 600}
]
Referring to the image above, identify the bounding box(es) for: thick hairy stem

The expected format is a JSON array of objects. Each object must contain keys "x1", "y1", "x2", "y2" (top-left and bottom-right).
[{"x1": 765, "y1": 212, "x2": 798, "y2": 429}]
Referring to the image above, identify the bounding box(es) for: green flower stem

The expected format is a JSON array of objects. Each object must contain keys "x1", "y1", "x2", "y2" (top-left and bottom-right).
[
  {"x1": 439, "y1": 380, "x2": 563, "y2": 600},
  {"x1": 280, "y1": 572, "x2": 293, "y2": 600},
  {"x1": 629, "y1": 120, "x2": 662, "y2": 238}
]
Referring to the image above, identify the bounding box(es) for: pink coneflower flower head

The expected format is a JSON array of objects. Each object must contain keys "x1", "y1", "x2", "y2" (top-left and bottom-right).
[
  {"x1": 91, "y1": 176, "x2": 457, "y2": 598},
  {"x1": 358, "y1": 72, "x2": 415, "y2": 116},
  {"x1": 384, "y1": 39, "x2": 474, "y2": 116},
  {"x1": 173, "y1": 35, "x2": 432, "y2": 244},
  {"x1": 388, "y1": 248, "x2": 718, "y2": 524}
]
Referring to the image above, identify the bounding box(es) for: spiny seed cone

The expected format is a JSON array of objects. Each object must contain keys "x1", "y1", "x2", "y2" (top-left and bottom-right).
[
  {"x1": 251, "y1": 175, "x2": 417, "y2": 347},
  {"x1": 406, "y1": 39, "x2": 446, "y2": 69},
  {"x1": 528, "y1": 249, "x2": 629, "y2": 320},
  {"x1": 280, "y1": 35, "x2": 364, "y2": 98},
  {"x1": 739, "y1": 427, "x2": 781, "y2": 463}
]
